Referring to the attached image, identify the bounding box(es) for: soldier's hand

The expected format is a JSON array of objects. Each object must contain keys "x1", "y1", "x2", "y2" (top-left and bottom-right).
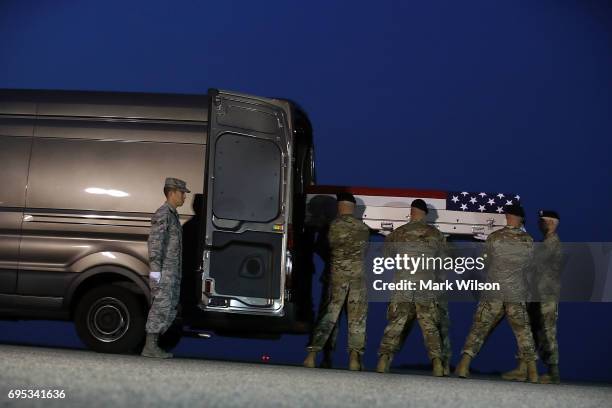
[{"x1": 149, "y1": 271, "x2": 161, "y2": 283}]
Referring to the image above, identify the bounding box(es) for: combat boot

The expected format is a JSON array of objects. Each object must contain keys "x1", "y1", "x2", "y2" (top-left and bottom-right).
[
  {"x1": 501, "y1": 359, "x2": 527, "y2": 381},
  {"x1": 443, "y1": 359, "x2": 451, "y2": 377},
  {"x1": 319, "y1": 350, "x2": 333, "y2": 369},
  {"x1": 455, "y1": 353, "x2": 471, "y2": 378},
  {"x1": 432, "y1": 357, "x2": 444, "y2": 377},
  {"x1": 303, "y1": 351, "x2": 318, "y2": 368},
  {"x1": 376, "y1": 353, "x2": 392, "y2": 373},
  {"x1": 141, "y1": 333, "x2": 173, "y2": 359},
  {"x1": 539, "y1": 364, "x2": 560, "y2": 384},
  {"x1": 526, "y1": 360, "x2": 539, "y2": 384},
  {"x1": 348, "y1": 351, "x2": 361, "y2": 371}
]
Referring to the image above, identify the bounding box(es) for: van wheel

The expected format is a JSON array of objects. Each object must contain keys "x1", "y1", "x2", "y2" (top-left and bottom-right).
[{"x1": 74, "y1": 284, "x2": 146, "y2": 354}]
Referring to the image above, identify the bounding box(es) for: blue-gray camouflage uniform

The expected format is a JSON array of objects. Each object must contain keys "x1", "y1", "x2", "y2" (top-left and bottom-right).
[{"x1": 145, "y1": 202, "x2": 183, "y2": 334}]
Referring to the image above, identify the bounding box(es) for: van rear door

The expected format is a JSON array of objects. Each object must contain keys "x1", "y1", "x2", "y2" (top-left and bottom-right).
[{"x1": 200, "y1": 89, "x2": 291, "y2": 316}]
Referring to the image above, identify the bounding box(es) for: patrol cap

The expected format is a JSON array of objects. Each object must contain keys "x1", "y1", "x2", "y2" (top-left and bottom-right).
[
  {"x1": 504, "y1": 204, "x2": 525, "y2": 218},
  {"x1": 164, "y1": 177, "x2": 190, "y2": 193},
  {"x1": 411, "y1": 199, "x2": 428, "y2": 214},
  {"x1": 539, "y1": 210, "x2": 560, "y2": 220},
  {"x1": 336, "y1": 192, "x2": 356, "y2": 204}
]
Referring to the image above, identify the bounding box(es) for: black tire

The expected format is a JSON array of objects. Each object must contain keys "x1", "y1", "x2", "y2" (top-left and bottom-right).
[
  {"x1": 158, "y1": 321, "x2": 183, "y2": 351},
  {"x1": 74, "y1": 284, "x2": 146, "y2": 354}
]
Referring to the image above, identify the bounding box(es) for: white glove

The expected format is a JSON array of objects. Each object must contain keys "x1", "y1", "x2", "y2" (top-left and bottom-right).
[{"x1": 149, "y1": 271, "x2": 161, "y2": 283}]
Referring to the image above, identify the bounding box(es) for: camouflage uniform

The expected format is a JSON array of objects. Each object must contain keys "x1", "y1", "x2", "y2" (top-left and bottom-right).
[
  {"x1": 313, "y1": 223, "x2": 340, "y2": 353},
  {"x1": 437, "y1": 300, "x2": 452, "y2": 367},
  {"x1": 378, "y1": 219, "x2": 447, "y2": 361},
  {"x1": 529, "y1": 233, "x2": 562, "y2": 364},
  {"x1": 461, "y1": 226, "x2": 537, "y2": 361},
  {"x1": 307, "y1": 214, "x2": 370, "y2": 355},
  {"x1": 316, "y1": 273, "x2": 341, "y2": 352},
  {"x1": 145, "y1": 202, "x2": 183, "y2": 334}
]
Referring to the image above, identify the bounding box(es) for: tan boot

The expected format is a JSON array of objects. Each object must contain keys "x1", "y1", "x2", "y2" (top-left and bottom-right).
[
  {"x1": 303, "y1": 351, "x2": 318, "y2": 368},
  {"x1": 376, "y1": 353, "x2": 392, "y2": 373},
  {"x1": 141, "y1": 333, "x2": 173, "y2": 359},
  {"x1": 319, "y1": 350, "x2": 333, "y2": 369},
  {"x1": 432, "y1": 357, "x2": 444, "y2": 377},
  {"x1": 501, "y1": 359, "x2": 527, "y2": 381},
  {"x1": 443, "y1": 359, "x2": 451, "y2": 377},
  {"x1": 349, "y1": 351, "x2": 361, "y2": 371},
  {"x1": 527, "y1": 360, "x2": 539, "y2": 384},
  {"x1": 539, "y1": 364, "x2": 560, "y2": 384},
  {"x1": 455, "y1": 353, "x2": 471, "y2": 378}
]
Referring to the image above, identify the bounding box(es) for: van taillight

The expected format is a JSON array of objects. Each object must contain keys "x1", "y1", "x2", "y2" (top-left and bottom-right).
[{"x1": 204, "y1": 279, "x2": 212, "y2": 293}]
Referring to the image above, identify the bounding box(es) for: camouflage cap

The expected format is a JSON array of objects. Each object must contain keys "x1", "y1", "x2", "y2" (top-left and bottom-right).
[{"x1": 164, "y1": 177, "x2": 190, "y2": 193}]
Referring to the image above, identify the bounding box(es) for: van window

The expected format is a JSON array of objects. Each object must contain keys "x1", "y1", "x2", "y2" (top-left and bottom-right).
[
  {"x1": 27, "y1": 137, "x2": 205, "y2": 215},
  {"x1": 212, "y1": 133, "x2": 281, "y2": 222}
]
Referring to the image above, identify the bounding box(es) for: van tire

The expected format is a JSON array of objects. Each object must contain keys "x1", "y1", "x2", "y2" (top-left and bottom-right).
[{"x1": 74, "y1": 284, "x2": 146, "y2": 354}]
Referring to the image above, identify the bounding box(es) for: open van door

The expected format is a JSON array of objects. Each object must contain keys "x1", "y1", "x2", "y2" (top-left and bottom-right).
[{"x1": 200, "y1": 89, "x2": 291, "y2": 316}]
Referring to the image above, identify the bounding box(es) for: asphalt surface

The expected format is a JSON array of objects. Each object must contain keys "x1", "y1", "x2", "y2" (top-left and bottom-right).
[{"x1": 0, "y1": 345, "x2": 610, "y2": 408}]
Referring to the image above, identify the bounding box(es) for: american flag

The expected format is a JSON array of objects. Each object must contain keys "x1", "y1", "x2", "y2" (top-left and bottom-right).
[
  {"x1": 446, "y1": 191, "x2": 521, "y2": 214},
  {"x1": 306, "y1": 185, "x2": 524, "y2": 237}
]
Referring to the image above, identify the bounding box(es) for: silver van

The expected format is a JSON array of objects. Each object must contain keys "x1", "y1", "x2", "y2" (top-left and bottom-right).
[{"x1": 0, "y1": 88, "x2": 316, "y2": 353}]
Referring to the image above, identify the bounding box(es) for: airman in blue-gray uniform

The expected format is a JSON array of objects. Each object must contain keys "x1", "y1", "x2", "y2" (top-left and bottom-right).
[{"x1": 141, "y1": 177, "x2": 190, "y2": 359}]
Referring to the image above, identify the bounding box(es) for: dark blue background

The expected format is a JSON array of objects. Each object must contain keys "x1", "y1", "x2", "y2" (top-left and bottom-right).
[{"x1": 1, "y1": 0, "x2": 611, "y2": 382}]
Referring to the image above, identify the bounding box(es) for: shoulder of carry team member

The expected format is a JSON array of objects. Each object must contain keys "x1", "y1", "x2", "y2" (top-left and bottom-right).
[
  {"x1": 483, "y1": 217, "x2": 534, "y2": 268},
  {"x1": 487, "y1": 224, "x2": 533, "y2": 243},
  {"x1": 385, "y1": 218, "x2": 444, "y2": 243},
  {"x1": 328, "y1": 213, "x2": 369, "y2": 245}
]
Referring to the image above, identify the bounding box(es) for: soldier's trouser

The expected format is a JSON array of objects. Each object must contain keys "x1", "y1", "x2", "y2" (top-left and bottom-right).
[
  {"x1": 528, "y1": 301, "x2": 559, "y2": 364},
  {"x1": 307, "y1": 279, "x2": 367, "y2": 354},
  {"x1": 145, "y1": 275, "x2": 181, "y2": 334},
  {"x1": 461, "y1": 301, "x2": 537, "y2": 361},
  {"x1": 314, "y1": 278, "x2": 340, "y2": 352},
  {"x1": 437, "y1": 300, "x2": 452, "y2": 364},
  {"x1": 378, "y1": 300, "x2": 443, "y2": 361}
]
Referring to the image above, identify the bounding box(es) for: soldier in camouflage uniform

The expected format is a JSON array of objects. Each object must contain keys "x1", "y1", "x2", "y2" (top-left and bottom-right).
[
  {"x1": 315, "y1": 251, "x2": 342, "y2": 368},
  {"x1": 504, "y1": 210, "x2": 562, "y2": 383},
  {"x1": 502, "y1": 210, "x2": 563, "y2": 384},
  {"x1": 532, "y1": 210, "x2": 562, "y2": 383},
  {"x1": 141, "y1": 177, "x2": 190, "y2": 359},
  {"x1": 437, "y1": 300, "x2": 452, "y2": 376},
  {"x1": 376, "y1": 199, "x2": 448, "y2": 377},
  {"x1": 455, "y1": 204, "x2": 539, "y2": 383},
  {"x1": 304, "y1": 192, "x2": 370, "y2": 371}
]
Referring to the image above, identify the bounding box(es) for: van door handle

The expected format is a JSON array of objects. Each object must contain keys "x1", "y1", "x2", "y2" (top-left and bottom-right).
[{"x1": 23, "y1": 214, "x2": 33, "y2": 222}]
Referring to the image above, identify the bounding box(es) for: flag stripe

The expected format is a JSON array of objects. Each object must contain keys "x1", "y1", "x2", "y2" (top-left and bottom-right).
[{"x1": 306, "y1": 185, "x2": 447, "y2": 199}]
